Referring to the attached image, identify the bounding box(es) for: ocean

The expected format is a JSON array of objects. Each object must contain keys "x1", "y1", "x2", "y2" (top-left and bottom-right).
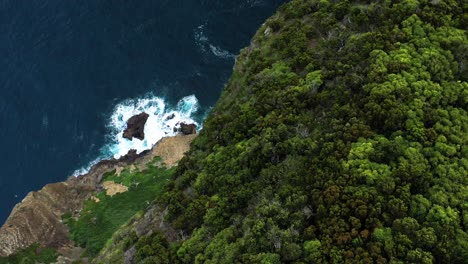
[{"x1": 0, "y1": 0, "x2": 286, "y2": 224}]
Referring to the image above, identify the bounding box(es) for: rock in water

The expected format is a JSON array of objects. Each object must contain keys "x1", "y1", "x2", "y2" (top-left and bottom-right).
[
  {"x1": 165, "y1": 113, "x2": 175, "y2": 121},
  {"x1": 123, "y1": 113, "x2": 149, "y2": 140},
  {"x1": 180, "y1": 123, "x2": 197, "y2": 135}
]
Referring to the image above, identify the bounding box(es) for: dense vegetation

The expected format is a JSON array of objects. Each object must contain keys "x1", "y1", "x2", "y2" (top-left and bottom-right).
[
  {"x1": 64, "y1": 158, "x2": 174, "y2": 256},
  {"x1": 4, "y1": 0, "x2": 465, "y2": 263},
  {"x1": 0, "y1": 244, "x2": 57, "y2": 264},
  {"x1": 127, "y1": 0, "x2": 467, "y2": 263}
]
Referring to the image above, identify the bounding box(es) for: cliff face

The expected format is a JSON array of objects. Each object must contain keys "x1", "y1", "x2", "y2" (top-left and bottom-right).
[
  {"x1": 100, "y1": 0, "x2": 466, "y2": 263},
  {"x1": 0, "y1": 179, "x2": 94, "y2": 256},
  {"x1": 2, "y1": 0, "x2": 467, "y2": 262},
  {"x1": 0, "y1": 134, "x2": 196, "y2": 257}
]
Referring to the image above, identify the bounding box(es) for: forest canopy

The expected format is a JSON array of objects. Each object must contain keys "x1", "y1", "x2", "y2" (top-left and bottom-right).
[
  {"x1": 104, "y1": 0, "x2": 468, "y2": 263},
  {"x1": 122, "y1": 0, "x2": 468, "y2": 263},
  {"x1": 1, "y1": 0, "x2": 466, "y2": 263}
]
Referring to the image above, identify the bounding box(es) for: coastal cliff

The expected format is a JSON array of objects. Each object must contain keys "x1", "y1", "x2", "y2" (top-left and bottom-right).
[
  {"x1": 1, "y1": 0, "x2": 467, "y2": 263},
  {"x1": 0, "y1": 134, "x2": 196, "y2": 260},
  {"x1": 94, "y1": 0, "x2": 465, "y2": 263}
]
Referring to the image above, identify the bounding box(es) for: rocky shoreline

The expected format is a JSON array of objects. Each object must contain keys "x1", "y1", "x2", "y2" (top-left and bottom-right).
[{"x1": 0, "y1": 114, "x2": 197, "y2": 258}]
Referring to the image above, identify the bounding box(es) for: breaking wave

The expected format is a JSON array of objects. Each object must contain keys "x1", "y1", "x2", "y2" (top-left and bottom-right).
[{"x1": 72, "y1": 94, "x2": 200, "y2": 176}]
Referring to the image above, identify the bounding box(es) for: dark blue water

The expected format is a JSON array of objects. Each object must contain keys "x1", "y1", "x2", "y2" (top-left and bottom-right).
[{"x1": 0, "y1": 0, "x2": 286, "y2": 224}]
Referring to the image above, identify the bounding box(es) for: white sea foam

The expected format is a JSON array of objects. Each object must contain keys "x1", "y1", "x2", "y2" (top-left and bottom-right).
[
  {"x1": 72, "y1": 94, "x2": 200, "y2": 176},
  {"x1": 209, "y1": 44, "x2": 236, "y2": 59},
  {"x1": 194, "y1": 24, "x2": 235, "y2": 59}
]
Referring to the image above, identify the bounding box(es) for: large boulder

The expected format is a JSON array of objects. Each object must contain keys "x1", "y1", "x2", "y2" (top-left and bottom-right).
[
  {"x1": 179, "y1": 123, "x2": 197, "y2": 135},
  {"x1": 123, "y1": 113, "x2": 149, "y2": 140}
]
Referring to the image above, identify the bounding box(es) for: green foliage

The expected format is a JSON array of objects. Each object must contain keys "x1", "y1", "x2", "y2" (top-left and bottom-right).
[
  {"x1": 134, "y1": 232, "x2": 175, "y2": 264},
  {"x1": 100, "y1": 0, "x2": 468, "y2": 263},
  {"x1": 64, "y1": 160, "x2": 174, "y2": 257},
  {"x1": 0, "y1": 244, "x2": 57, "y2": 264},
  {"x1": 304, "y1": 240, "x2": 323, "y2": 263}
]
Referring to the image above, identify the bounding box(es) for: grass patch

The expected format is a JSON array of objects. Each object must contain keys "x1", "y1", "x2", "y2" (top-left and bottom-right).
[
  {"x1": 0, "y1": 244, "x2": 57, "y2": 264},
  {"x1": 64, "y1": 158, "x2": 174, "y2": 257}
]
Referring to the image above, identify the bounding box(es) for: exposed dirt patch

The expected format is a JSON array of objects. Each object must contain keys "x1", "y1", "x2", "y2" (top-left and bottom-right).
[
  {"x1": 90, "y1": 196, "x2": 100, "y2": 203},
  {"x1": 102, "y1": 181, "x2": 128, "y2": 196},
  {"x1": 115, "y1": 167, "x2": 124, "y2": 176}
]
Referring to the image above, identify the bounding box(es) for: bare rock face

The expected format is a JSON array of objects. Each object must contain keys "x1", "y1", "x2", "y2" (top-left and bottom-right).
[
  {"x1": 0, "y1": 176, "x2": 96, "y2": 256},
  {"x1": 0, "y1": 134, "x2": 196, "y2": 257},
  {"x1": 0, "y1": 158, "x2": 121, "y2": 256},
  {"x1": 123, "y1": 112, "x2": 149, "y2": 140},
  {"x1": 148, "y1": 134, "x2": 197, "y2": 167}
]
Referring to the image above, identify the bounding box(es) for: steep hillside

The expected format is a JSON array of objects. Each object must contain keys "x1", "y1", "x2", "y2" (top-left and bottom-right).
[
  {"x1": 2, "y1": 0, "x2": 466, "y2": 263},
  {"x1": 0, "y1": 134, "x2": 196, "y2": 263},
  {"x1": 110, "y1": 0, "x2": 467, "y2": 263}
]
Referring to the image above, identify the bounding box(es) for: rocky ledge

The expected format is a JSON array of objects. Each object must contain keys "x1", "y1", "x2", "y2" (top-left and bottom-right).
[
  {"x1": 174, "y1": 122, "x2": 197, "y2": 135},
  {"x1": 0, "y1": 134, "x2": 196, "y2": 257}
]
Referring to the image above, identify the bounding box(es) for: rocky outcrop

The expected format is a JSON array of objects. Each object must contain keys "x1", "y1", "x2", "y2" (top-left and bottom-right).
[
  {"x1": 0, "y1": 181, "x2": 90, "y2": 256},
  {"x1": 165, "y1": 113, "x2": 175, "y2": 121},
  {"x1": 123, "y1": 112, "x2": 149, "y2": 140},
  {"x1": 0, "y1": 134, "x2": 196, "y2": 257},
  {"x1": 181, "y1": 123, "x2": 197, "y2": 135},
  {"x1": 145, "y1": 134, "x2": 196, "y2": 167},
  {"x1": 174, "y1": 122, "x2": 197, "y2": 135}
]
